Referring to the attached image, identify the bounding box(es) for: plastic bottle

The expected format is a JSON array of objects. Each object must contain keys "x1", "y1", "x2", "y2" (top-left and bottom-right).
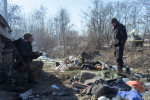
[{"x1": 98, "y1": 96, "x2": 108, "y2": 100}]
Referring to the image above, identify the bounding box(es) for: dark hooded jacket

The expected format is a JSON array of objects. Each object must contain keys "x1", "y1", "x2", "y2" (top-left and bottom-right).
[
  {"x1": 18, "y1": 39, "x2": 39, "y2": 63},
  {"x1": 113, "y1": 22, "x2": 127, "y2": 47},
  {"x1": 13, "y1": 38, "x2": 40, "y2": 70}
]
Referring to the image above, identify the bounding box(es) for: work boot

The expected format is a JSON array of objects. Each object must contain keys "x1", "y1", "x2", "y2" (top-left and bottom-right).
[
  {"x1": 126, "y1": 66, "x2": 131, "y2": 75},
  {"x1": 117, "y1": 67, "x2": 123, "y2": 73}
]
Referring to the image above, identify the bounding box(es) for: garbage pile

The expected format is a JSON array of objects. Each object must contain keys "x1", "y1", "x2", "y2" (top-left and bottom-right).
[
  {"x1": 37, "y1": 52, "x2": 121, "y2": 72},
  {"x1": 54, "y1": 54, "x2": 130, "y2": 74},
  {"x1": 69, "y1": 70, "x2": 150, "y2": 100},
  {"x1": 54, "y1": 53, "x2": 108, "y2": 71}
]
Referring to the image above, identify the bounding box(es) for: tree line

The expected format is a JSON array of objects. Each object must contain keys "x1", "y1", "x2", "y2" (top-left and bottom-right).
[{"x1": 0, "y1": 0, "x2": 150, "y2": 58}]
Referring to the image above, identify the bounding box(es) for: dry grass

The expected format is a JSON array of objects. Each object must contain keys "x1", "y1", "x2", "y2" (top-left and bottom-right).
[{"x1": 99, "y1": 47, "x2": 150, "y2": 74}]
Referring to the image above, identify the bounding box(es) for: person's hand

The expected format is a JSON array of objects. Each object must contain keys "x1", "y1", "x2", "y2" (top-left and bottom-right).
[
  {"x1": 35, "y1": 51, "x2": 43, "y2": 56},
  {"x1": 39, "y1": 51, "x2": 43, "y2": 56}
]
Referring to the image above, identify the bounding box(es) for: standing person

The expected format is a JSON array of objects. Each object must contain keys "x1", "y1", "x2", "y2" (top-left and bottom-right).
[
  {"x1": 110, "y1": 18, "x2": 127, "y2": 73},
  {"x1": 13, "y1": 32, "x2": 43, "y2": 84}
]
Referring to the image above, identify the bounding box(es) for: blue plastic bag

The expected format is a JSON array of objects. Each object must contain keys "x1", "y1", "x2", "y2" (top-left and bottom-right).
[{"x1": 116, "y1": 90, "x2": 143, "y2": 100}]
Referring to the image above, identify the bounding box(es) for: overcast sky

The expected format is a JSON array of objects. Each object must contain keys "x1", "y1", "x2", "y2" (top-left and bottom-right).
[{"x1": 9, "y1": 0, "x2": 123, "y2": 31}]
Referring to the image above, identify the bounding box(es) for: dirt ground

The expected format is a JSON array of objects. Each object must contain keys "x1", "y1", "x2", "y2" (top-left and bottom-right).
[{"x1": 0, "y1": 69, "x2": 81, "y2": 100}]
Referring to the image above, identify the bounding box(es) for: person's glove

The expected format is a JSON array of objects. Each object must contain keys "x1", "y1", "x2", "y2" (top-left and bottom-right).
[
  {"x1": 39, "y1": 51, "x2": 43, "y2": 56},
  {"x1": 34, "y1": 51, "x2": 43, "y2": 56}
]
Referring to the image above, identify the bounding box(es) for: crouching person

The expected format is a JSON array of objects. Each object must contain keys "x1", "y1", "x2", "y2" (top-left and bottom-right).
[{"x1": 15, "y1": 32, "x2": 43, "y2": 84}]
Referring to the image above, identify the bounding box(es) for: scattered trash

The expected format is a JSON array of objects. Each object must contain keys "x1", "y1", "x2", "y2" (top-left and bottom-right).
[
  {"x1": 116, "y1": 90, "x2": 143, "y2": 100},
  {"x1": 73, "y1": 88, "x2": 79, "y2": 92},
  {"x1": 90, "y1": 80, "x2": 116, "y2": 98},
  {"x1": 142, "y1": 91, "x2": 150, "y2": 100},
  {"x1": 134, "y1": 73, "x2": 144, "y2": 78},
  {"x1": 68, "y1": 56, "x2": 76, "y2": 61},
  {"x1": 123, "y1": 56, "x2": 128, "y2": 59},
  {"x1": 19, "y1": 89, "x2": 32, "y2": 100},
  {"x1": 144, "y1": 82, "x2": 150, "y2": 90},
  {"x1": 57, "y1": 91, "x2": 71, "y2": 96},
  {"x1": 122, "y1": 78, "x2": 131, "y2": 83},
  {"x1": 51, "y1": 84, "x2": 60, "y2": 90},
  {"x1": 69, "y1": 66, "x2": 82, "y2": 70},
  {"x1": 72, "y1": 83, "x2": 88, "y2": 89},
  {"x1": 74, "y1": 58, "x2": 82, "y2": 66},
  {"x1": 80, "y1": 71, "x2": 96, "y2": 83},
  {"x1": 112, "y1": 96, "x2": 122, "y2": 100},
  {"x1": 84, "y1": 76, "x2": 101, "y2": 85},
  {"x1": 1, "y1": 54, "x2": 149, "y2": 100},
  {"x1": 71, "y1": 70, "x2": 150, "y2": 99},
  {"x1": 110, "y1": 77, "x2": 132, "y2": 91},
  {"x1": 96, "y1": 70, "x2": 119, "y2": 80},
  {"x1": 98, "y1": 96, "x2": 108, "y2": 100},
  {"x1": 56, "y1": 62, "x2": 60, "y2": 67},
  {"x1": 55, "y1": 63, "x2": 69, "y2": 71},
  {"x1": 111, "y1": 66, "x2": 117, "y2": 71},
  {"x1": 69, "y1": 75, "x2": 80, "y2": 84},
  {"x1": 126, "y1": 81, "x2": 146, "y2": 93}
]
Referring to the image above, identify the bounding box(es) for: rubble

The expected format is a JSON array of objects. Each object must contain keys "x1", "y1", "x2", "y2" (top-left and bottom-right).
[{"x1": 67, "y1": 69, "x2": 150, "y2": 100}]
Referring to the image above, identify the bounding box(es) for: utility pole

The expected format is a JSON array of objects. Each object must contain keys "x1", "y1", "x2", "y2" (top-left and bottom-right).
[{"x1": 4, "y1": 0, "x2": 8, "y2": 21}]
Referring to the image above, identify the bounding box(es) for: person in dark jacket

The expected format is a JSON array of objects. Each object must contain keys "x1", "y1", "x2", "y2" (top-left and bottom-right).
[
  {"x1": 110, "y1": 18, "x2": 127, "y2": 73},
  {"x1": 15, "y1": 32, "x2": 43, "y2": 83}
]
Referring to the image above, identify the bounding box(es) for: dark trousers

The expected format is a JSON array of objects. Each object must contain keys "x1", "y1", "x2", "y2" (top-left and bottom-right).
[
  {"x1": 114, "y1": 46, "x2": 124, "y2": 68},
  {"x1": 16, "y1": 61, "x2": 43, "y2": 80}
]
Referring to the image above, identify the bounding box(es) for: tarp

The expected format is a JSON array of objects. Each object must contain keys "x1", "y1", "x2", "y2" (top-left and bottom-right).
[{"x1": 116, "y1": 90, "x2": 143, "y2": 100}]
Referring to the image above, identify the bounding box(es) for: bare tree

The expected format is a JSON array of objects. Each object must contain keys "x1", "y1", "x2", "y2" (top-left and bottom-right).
[
  {"x1": 83, "y1": 0, "x2": 148, "y2": 51},
  {"x1": 54, "y1": 8, "x2": 71, "y2": 57},
  {"x1": 7, "y1": 3, "x2": 22, "y2": 39},
  {"x1": 2, "y1": 0, "x2": 150, "y2": 58}
]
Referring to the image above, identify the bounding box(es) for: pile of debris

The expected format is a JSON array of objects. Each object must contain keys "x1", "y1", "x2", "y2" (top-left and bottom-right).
[
  {"x1": 54, "y1": 54, "x2": 130, "y2": 74},
  {"x1": 54, "y1": 51, "x2": 110, "y2": 71},
  {"x1": 68, "y1": 70, "x2": 150, "y2": 100},
  {"x1": 1, "y1": 49, "x2": 150, "y2": 100},
  {"x1": 1, "y1": 65, "x2": 150, "y2": 100}
]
